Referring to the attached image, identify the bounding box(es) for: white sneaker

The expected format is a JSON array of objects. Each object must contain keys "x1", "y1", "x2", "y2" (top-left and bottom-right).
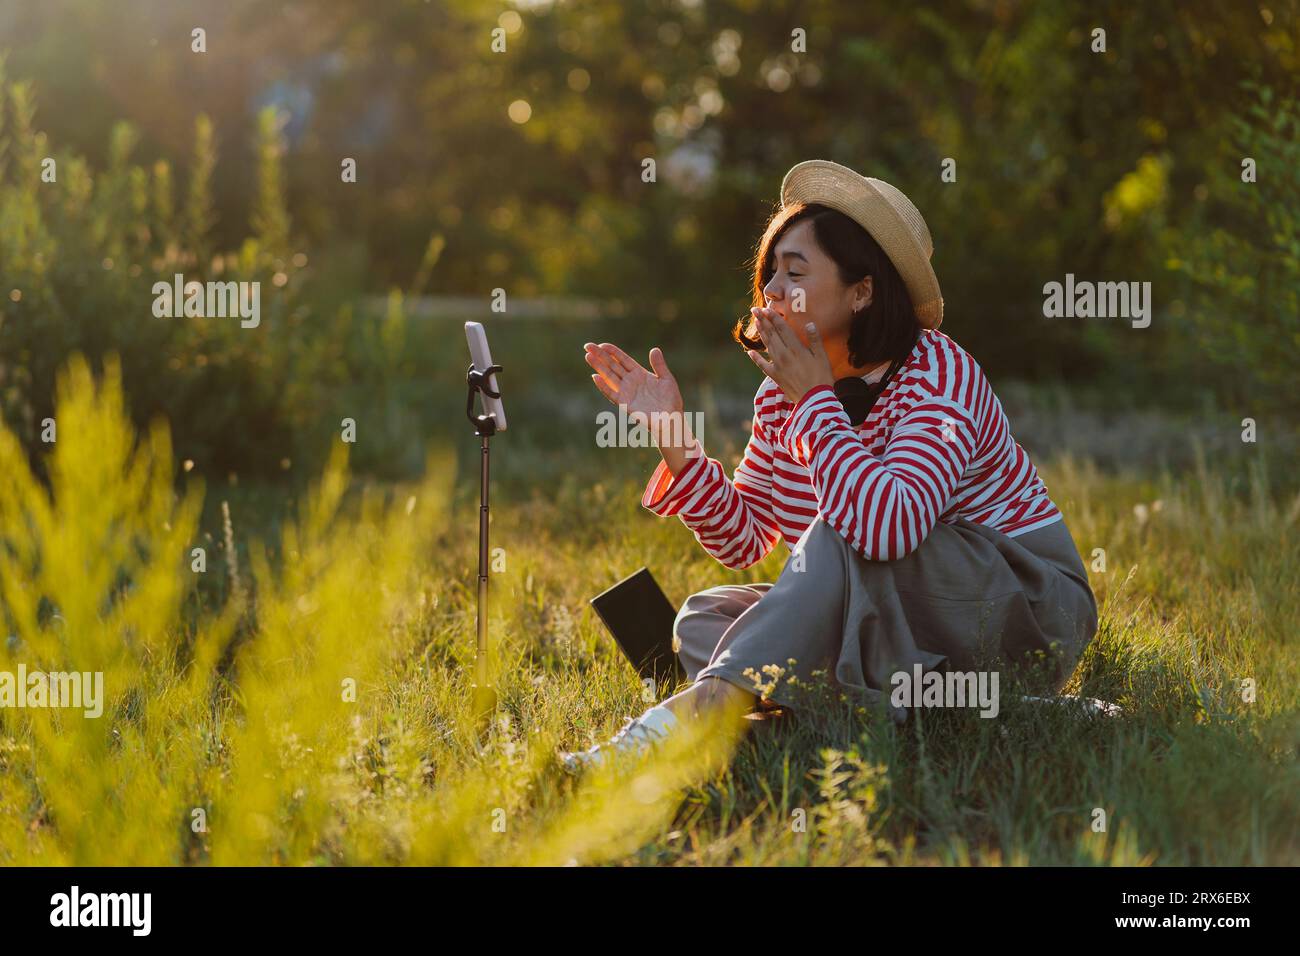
[
  {"x1": 558, "y1": 707, "x2": 678, "y2": 775},
  {"x1": 1021, "y1": 694, "x2": 1124, "y2": 718}
]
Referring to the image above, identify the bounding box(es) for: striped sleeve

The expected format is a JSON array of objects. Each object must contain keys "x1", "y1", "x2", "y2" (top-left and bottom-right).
[
  {"x1": 640, "y1": 391, "x2": 783, "y2": 570},
  {"x1": 777, "y1": 382, "x2": 978, "y2": 561}
]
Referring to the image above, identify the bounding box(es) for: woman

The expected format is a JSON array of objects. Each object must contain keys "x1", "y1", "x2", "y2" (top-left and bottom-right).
[{"x1": 562, "y1": 160, "x2": 1102, "y2": 773}]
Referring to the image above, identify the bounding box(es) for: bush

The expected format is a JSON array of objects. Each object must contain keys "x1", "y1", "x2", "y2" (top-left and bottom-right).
[
  {"x1": 0, "y1": 64, "x2": 349, "y2": 480},
  {"x1": 1170, "y1": 80, "x2": 1300, "y2": 414}
]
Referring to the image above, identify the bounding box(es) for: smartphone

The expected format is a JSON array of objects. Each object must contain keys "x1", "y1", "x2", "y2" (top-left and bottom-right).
[{"x1": 464, "y1": 321, "x2": 507, "y2": 431}]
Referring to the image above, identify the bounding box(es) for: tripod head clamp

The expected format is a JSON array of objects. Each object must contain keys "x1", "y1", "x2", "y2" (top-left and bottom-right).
[{"x1": 465, "y1": 362, "x2": 504, "y2": 436}]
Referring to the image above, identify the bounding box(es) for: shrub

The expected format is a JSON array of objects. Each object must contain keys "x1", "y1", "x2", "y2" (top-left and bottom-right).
[{"x1": 0, "y1": 63, "x2": 338, "y2": 480}]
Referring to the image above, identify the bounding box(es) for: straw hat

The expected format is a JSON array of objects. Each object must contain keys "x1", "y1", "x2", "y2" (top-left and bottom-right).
[{"x1": 780, "y1": 159, "x2": 943, "y2": 329}]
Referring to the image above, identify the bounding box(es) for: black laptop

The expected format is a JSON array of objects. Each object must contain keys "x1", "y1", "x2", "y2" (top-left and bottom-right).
[{"x1": 588, "y1": 567, "x2": 686, "y2": 684}]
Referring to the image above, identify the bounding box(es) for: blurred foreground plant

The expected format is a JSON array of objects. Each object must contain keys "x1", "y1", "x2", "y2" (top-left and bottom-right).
[{"x1": 0, "y1": 354, "x2": 731, "y2": 865}]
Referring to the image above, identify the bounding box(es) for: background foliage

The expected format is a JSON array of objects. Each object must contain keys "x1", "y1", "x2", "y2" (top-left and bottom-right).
[{"x1": 1, "y1": 0, "x2": 1297, "y2": 485}]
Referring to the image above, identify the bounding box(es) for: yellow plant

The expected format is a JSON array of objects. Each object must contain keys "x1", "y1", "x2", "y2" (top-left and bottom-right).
[{"x1": 0, "y1": 353, "x2": 734, "y2": 866}]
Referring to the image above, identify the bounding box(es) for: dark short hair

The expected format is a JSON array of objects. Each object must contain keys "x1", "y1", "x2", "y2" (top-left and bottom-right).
[{"x1": 733, "y1": 201, "x2": 919, "y2": 368}]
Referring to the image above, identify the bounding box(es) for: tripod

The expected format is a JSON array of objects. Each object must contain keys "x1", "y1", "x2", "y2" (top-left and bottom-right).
[{"x1": 464, "y1": 361, "x2": 503, "y2": 726}]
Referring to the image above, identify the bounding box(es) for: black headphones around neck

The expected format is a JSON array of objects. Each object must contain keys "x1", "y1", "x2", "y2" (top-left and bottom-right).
[{"x1": 831, "y1": 325, "x2": 921, "y2": 426}]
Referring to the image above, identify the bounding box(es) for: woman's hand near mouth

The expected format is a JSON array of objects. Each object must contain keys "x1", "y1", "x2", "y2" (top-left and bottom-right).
[
  {"x1": 747, "y1": 306, "x2": 835, "y2": 404},
  {"x1": 584, "y1": 342, "x2": 698, "y2": 475}
]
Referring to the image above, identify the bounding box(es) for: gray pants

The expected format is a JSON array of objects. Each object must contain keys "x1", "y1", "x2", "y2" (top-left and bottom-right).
[{"x1": 672, "y1": 515, "x2": 1098, "y2": 719}]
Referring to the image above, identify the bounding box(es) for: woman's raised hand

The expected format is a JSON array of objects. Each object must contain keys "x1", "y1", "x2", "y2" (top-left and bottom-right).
[
  {"x1": 583, "y1": 342, "x2": 683, "y2": 426},
  {"x1": 746, "y1": 306, "x2": 835, "y2": 404},
  {"x1": 584, "y1": 342, "x2": 697, "y2": 475}
]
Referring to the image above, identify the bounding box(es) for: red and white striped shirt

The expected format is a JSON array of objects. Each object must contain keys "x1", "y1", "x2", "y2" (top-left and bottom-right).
[{"x1": 642, "y1": 328, "x2": 1062, "y2": 569}]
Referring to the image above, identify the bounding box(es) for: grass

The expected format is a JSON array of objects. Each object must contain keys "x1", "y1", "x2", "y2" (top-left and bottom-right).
[{"x1": 0, "y1": 330, "x2": 1296, "y2": 866}]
